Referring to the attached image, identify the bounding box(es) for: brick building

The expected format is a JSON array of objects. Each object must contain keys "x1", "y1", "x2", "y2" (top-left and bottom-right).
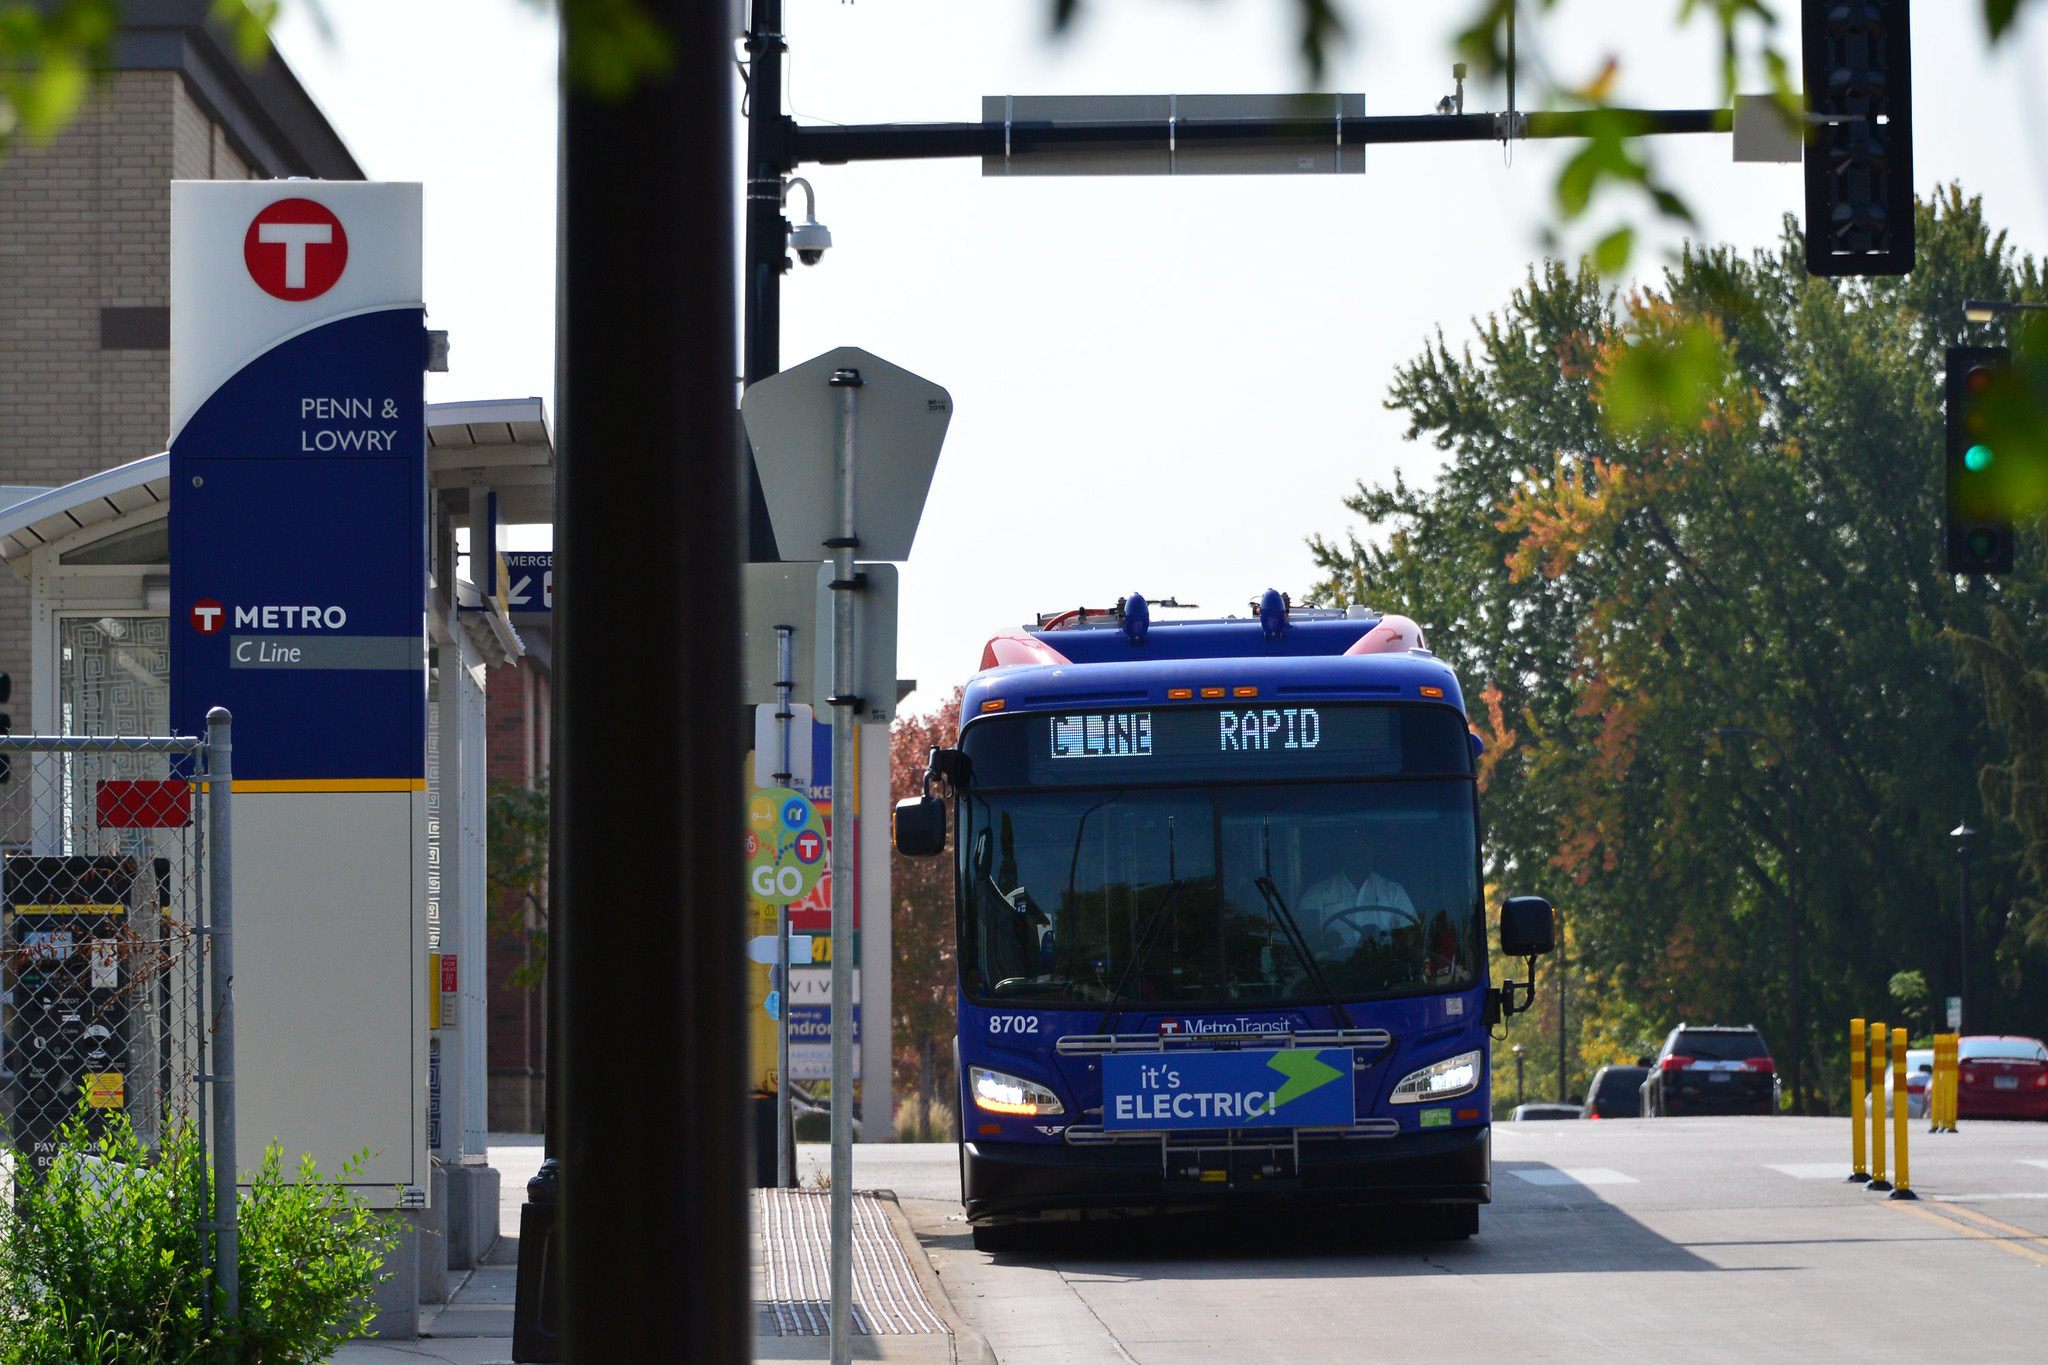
[
  {"x1": 0, "y1": 0, "x2": 359, "y2": 717},
  {"x1": 2, "y1": 0, "x2": 551, "y2": 1144},
  {"x1": 485, "y1": 634, "x2": 550, "y2": 1132}
]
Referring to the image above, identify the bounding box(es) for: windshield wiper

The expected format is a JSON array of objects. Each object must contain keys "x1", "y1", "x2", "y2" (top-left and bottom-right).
[
  {"x1": 1253, "y1": 875, "x2": 1356, "y2": 1032},
  {"x1": 1093, "y1": 878, "x2": 1186, "y2": 1035}
]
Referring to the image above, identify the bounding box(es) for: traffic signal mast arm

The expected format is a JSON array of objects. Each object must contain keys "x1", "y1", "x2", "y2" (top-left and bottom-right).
[{"x1": 777, "y1": 107, "x2": 1733, "y2": 168}]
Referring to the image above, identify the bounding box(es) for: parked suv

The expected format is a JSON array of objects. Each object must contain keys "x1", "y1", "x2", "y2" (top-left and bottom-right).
[{"x1": 1640, "y1": 1025, "x2": 1776, "y2": 1117}]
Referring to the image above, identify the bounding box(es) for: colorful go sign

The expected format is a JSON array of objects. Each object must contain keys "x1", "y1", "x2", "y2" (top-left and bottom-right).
[{"x1": 747, "y1": 787, "x2": 828, "y2": 905}]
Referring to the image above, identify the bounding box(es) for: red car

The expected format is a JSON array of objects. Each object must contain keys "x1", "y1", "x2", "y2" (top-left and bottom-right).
[{"x1": 1957, "y1": 1035, "x2": 2048, "y2": 1121}]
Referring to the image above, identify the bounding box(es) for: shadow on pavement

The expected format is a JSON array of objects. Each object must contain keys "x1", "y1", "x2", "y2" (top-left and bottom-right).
[{"x1": 963, "y1": 1161, "x2": 1736, "y2": 1276}]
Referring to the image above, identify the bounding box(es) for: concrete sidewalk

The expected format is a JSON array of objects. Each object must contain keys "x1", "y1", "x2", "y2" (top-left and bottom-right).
[{"x1": 329, "y1": 1143, "x2": 982, "y2": 1363}]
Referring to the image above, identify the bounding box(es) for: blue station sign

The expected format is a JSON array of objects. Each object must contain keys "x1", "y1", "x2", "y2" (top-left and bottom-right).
[
  {"x1": 1101, "y1": 1048, "x2": 1355, "y2": 1131},
  {"x1": 503, "y1": 551, "x2": 552, "y2": 613},
  {"x1": 168, "y1": 185, "x2": 425, "y2": 785}
]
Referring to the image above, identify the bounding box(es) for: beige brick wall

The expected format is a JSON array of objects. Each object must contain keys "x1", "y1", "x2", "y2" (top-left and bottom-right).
[{"x1": 0, "y1": 68, "x2": 256, "y2": 719}]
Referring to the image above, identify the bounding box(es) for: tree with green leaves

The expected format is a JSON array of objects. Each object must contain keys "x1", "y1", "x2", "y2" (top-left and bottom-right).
[
  {"x1": 1311, "y1": 187, "x2": 2048, "y2": 1111},
  {"x1": 487, "y1": 776, "x2": 550, "y2": 987}
]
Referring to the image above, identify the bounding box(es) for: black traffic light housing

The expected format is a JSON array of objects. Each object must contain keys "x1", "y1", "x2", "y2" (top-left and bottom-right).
[
  {"x1": 1802, "y1": 0, "x2": 1914, "y2": 277},
  {"x1": 1946, "y1": 345, "x2": 2015, "y2": 575}
]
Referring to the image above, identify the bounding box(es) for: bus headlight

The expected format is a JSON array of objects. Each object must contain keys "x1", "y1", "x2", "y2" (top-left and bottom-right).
[
  {"x1": 1389, "y1": 1050, "x2": 1483, "y2": 1104},
  {"x1": 970, "y1": 1066, "x2": 1065, "y2": 1117}
]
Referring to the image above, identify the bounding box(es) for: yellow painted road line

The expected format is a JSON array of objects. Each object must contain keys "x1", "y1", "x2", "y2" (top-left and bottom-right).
[
  {"x1": 1929, "y1": 1198, "x2": 2048, "y2": 1247},
  {"x1": 1890, "y1": 1199, "x2": 2048, "y2": 1268}
]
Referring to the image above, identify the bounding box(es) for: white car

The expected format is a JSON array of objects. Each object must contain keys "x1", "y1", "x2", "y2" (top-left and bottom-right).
[{"x1": 1875, "y1": 1047, "x2": 1933, "y2": 1120}]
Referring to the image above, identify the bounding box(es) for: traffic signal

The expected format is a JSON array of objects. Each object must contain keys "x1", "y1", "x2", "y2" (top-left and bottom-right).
[
  {"x1": 1946, "y1": 346, "x2": 2014, "y2": 575},
  {"x1": 1802, "y1": 0, "x2": 1914, "y2": 277}
]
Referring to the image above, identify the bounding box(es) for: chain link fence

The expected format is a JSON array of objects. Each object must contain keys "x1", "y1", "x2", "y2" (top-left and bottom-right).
[{"x1": 0, "y1": 729, "x2": 226, "y2": 1292}]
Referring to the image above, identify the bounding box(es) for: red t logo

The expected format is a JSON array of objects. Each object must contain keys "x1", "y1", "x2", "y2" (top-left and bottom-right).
[
  {"x1": 190, "y1": 599, "x2": 224, "y2": 635},
  {"x1": 244, "y1": 198, "x2": 348, "y2": 301}
]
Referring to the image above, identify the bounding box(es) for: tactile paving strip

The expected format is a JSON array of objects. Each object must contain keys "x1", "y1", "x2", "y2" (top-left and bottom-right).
[{"x1": 758, "y1": 1188, "x2": 948, "y2": 1336}]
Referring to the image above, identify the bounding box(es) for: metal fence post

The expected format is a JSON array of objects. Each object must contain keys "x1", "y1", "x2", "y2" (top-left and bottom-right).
[{"x1": 206, "y1": 707, "x2": 237, "y2": 1321}]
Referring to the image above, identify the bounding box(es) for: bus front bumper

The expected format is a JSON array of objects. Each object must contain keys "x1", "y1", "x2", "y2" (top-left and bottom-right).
[{"x1": 962, "y1": 1124, "x2": 1490, "y2": 1225}]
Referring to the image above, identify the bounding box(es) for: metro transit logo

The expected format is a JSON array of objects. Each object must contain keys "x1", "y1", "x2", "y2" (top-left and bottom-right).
[
  {"x1": 244, "y1": 199, "x2": 348, "y2": 301},
  {"x1": 189, "y1": 599, "x2": 224, "y2": 635}
]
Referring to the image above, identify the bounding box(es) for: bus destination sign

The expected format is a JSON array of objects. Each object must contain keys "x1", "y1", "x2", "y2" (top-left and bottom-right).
[
  {"x1": 994, "y1": 703, "x2": 1464, "y2": 786},
  {"x1": 1050, "y1": 707, "x2": 1333, "y2": 760},
  {"x1": 1051, "y1": 712, "x2": 1153, "y2": 758}
]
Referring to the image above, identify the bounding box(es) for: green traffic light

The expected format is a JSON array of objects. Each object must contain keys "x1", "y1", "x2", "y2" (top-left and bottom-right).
[{"x1": 1965, "y1": 443, "x2": 1995, "y2": 472}]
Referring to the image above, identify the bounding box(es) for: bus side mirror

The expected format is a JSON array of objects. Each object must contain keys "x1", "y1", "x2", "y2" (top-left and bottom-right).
[
  {"x1": 894, "y1": 796, "x2": 946, "y2": 857},
  {"x1": 1500, "y1": 896, "x2": 1555, "y2": 957}
]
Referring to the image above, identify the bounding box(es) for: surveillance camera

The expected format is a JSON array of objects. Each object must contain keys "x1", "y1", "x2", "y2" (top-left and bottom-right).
[{"x1": 790, "y1": 219, "x2": 832, "y2": 266}]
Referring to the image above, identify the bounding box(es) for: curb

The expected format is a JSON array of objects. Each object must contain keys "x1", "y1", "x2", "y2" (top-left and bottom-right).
[{"x1": 871, "y1": 1190, "x2": 997, "y2": 1365}]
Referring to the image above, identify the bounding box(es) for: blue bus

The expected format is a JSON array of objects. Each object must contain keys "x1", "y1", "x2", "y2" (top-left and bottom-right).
[{"x1": 895, "y1": 592, "x2": 1556, "y2": 1250}]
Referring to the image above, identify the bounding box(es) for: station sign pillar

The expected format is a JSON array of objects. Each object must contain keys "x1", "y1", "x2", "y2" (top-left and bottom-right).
[{"x1": 169, "y1": 183, "x2": 429, "y2": 1215}]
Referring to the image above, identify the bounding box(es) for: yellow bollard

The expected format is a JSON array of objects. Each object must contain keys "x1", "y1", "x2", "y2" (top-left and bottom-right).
[
  {"x1": 1929, "y1": 1034, "x2": 1946, "y2": 1133},
  {"x1": 1941, "y1": 1032, "x2": 1961, "y2": 1133},
  {"x1": 1890, "y1": 1027, "x2": 1916, "y2": 1199},
  {"x1": 1868, "y1": 1020, "x2": 1891, "y2": 1191},
  {"x1": 1928, "y1": 1033, "x2": 1942, "y2": 1133},
  {"x1": 1848, "y1": 1017, "x2": 1870, "y2": 1182}
]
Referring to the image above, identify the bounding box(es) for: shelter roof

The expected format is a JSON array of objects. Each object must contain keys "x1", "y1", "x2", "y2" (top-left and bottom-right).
[{"x1": 1, "y1": 399, "x2": 555, "y2": 570}]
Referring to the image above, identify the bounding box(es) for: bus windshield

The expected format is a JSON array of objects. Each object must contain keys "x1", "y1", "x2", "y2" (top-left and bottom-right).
[{"x1": 958, "y1": 779, "x2": 1481, "y2": 1009}]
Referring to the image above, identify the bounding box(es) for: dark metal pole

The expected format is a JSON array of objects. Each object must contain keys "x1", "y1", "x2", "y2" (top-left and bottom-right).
[
  {"x1": 744, "y1": 0, "x2": 787, "y2": 389},
  {"x1": 205, "y1": 707, "x2": 236, "y2": 1322},
  {"x1": 1505, "y1": 0, "x2": 1517, "y2": 127},
  {"x1": 1947, "y1": 822, "x2": 1977, "y2": 1033},
  {"x1": 743, "y1": 0, "x2": 791, "y2": 1188},
  {"x1": 558, "y1": 1, "x2": 746, "y2": 1357},
  {"x1": 1788, "y1": 795, "x2": 1804, "y2": 1111},
  {"x1": 741, "y1": 0, "x2": 788, "y2": 562},
  {"x1": 1556, "y1": 927, "x2": 1567, "y2": 1105}
]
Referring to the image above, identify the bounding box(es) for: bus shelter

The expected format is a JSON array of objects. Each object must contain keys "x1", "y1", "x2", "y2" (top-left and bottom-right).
[{"x1": 0, "y1": 396, "x2": 552, "y2": 1304}]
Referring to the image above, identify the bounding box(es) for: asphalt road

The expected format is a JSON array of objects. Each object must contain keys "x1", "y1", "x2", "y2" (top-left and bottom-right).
[{"x1": 801, "y1": 1116, "x2": 2048, "y2": 1362}]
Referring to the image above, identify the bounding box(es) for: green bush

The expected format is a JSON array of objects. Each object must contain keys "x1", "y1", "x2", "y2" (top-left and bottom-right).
[{"x1": 0, "y1": 1109, "x2": 395, "y2": 1363}]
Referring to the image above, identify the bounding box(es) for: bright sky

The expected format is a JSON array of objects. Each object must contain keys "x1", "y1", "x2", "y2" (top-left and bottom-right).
[{"x1": 271, "y1": 0, "x2": 2048, "y2": 713}]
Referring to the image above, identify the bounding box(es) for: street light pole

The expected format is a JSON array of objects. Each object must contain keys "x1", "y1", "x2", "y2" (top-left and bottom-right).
[
  {"x1": 1711, "y1": 727, "x2": 1806, "y2": 1111},
  {"x1": 1952, "y1": 823, "x2": 1975, "y2": 1033},
  {"x1": 1556, "y1": 919, "x2": 1567, "y2": 1105}
]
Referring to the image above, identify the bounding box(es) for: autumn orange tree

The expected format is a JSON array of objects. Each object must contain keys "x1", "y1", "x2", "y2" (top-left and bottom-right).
[
  {"x1": 890, "y1": 685, "x2": 964, "y2": 1133},
  {"x1": 1313, "y1": 188, "x2": 2048, "y2": 1112}
]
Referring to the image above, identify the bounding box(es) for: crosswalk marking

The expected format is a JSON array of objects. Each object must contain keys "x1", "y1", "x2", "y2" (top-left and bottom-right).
[
  {"x1": 1766, "y1": 1162, "x2": 1851, "y2": 1179},
  {"x1": 1510, "y1": 1167, "x2": 1638, "y2": 1187},
  {"x1": 1932, "y1": 1192, "x2": 2048, "y2": 1202}
]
